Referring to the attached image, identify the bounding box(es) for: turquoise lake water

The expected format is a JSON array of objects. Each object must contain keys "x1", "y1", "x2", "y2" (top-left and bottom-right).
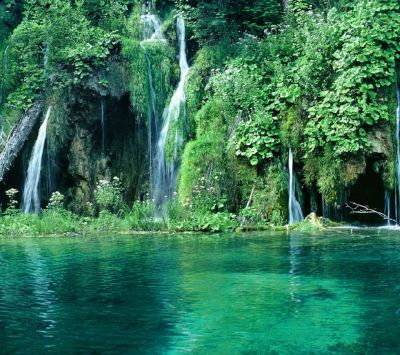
[{"x1": 0, "y1": 229, "x2": 399, "y2": 353}]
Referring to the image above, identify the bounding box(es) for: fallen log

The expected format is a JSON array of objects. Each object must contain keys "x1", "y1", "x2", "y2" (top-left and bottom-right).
[{"x1": 0, "y1": 100, "x2": 44, "y2": 182}]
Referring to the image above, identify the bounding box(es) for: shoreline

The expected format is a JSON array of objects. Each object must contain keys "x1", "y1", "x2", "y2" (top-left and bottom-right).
[{"x1": 0, "y1": 223, "x2": 398, "y2": 239}]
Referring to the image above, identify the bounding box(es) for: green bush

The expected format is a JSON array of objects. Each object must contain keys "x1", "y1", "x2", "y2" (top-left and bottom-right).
[
  {"x1": 94, "y1": 177, "x2": 125, "y2": 214},
  {"x1": 126, "y1": 199, "x2": 163, "y2": 231}
]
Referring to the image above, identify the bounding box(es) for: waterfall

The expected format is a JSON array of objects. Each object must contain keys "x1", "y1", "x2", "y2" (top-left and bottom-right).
[
  {"x1": 22, "y1": 107, "x2": 51, "y2": 213},
  {"x1": 100, "y1": 98, "x2": 106, "y2": 156},
  {"x1": 146, "y1": 58, "x2": 158, "y2": 186},
  {"x1": 46, "y1": 138, "x2": 53, "y2": 199},
  {"x1": 384, "y1": 190, "x2": 391, "y2": 226},
  {"x1": 141, "y1": 13, "x2": 165, "y2": 42},
  {"x1": 152, "y1": 16, "x2": 189, "y2": 211},
  {"x1": 288, "y1": 148, "x2": 304, "y2": 225},
  {"x1": 140, "y1": 9, "x2": 165, "y2": 193},
  {"x1": 43, "y1": 42, "x2": 49, "y2": 75}
]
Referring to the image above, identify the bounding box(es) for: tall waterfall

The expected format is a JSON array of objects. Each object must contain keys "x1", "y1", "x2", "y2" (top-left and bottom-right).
[
  {"x1": 152, "y1": 16, "x2": 189, "y2": 210},
  {"x1": 146, "y1": 58, "x2": 158, "y2": 186},
  {"x1": 288, "y1": 148, "x2": 304, "y2": 225},
  {"x1": 141, "y1": 9, "x2": 165, "y2": 193},
  {"x1": 22, "y1": 107, "x2": 51, "y2": 213}
]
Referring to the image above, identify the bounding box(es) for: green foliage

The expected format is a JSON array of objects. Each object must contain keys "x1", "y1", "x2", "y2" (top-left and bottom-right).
[
  {"x1": 3, "y1": 0, "x2": 120, "y2": 112},
  {"x1": 143, "y1": 41, "x2": 175, "y2": 113},
  {"x1": 121, "y1": 38, "x2": 148, "y2": 117},
  {"x1": 224, "y1": 146, "x2": 258, "y2": 212},
  {"x1": 5, "y1": 19, "x2": 46, "y2": 111},
  {"x1": 126, "y1": 199, "x2": 163, "y2": 231},
  {"x1": 185, "y1": 42, "x2": 234, "y2": 136},
  {"x1": 178, "y1": 98, "x2": 227, "y2": 203},
  {"x1": 252, "y1": 163, "x2": 288, "y2": 225},
  {"x1": 0, "y1": 0, "x2": 24, "y2": 42},
  {"x1": 304, "y1": 0, "x2": 400, "y2": 156},
  {"x1": 122, "y1": 6, "x2": 176, "y2": 124},
  {"x1": 234, "y1": 111, "x2": 279, "y2": 166},
  {"x1": 89, "y1": 210, "x2": 130, "y2": 232},
  {"x1": 176, "y1": 0, "x2": 282, "y2": 43},
  {"x1": 46, "y1": 191, "x2": 65, "y2": 210},
  {"x1": 304, "y1": 153, "x2": 342, "y2": 203},
  {"x1": 168, "y1": 197, "x2": 238, "y2": 232},
  {"x1": 36, "y1": 209, "x2": 80, "y2": 235},
  {"x1": 1, "y1": 0, "x2": 398, "y2": 225},
  {"x1": 80, "y1": 0, "x2": 134, "y2": 31},
  {"x1": 0, "y1": 209, "x2": 79, "y2": 236},
  {"x1": 94, "y1": 177, "x2": 125, "y2": 214},
  {"x1": 5, "y1": 188, "x2": 19, "y2": 213}
]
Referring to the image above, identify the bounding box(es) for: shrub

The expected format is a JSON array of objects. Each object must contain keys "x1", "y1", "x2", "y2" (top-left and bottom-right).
[
  {"x1": 94, "y1": 177, "x2": 125, "y2": 214},
  {"x1": 126, "y1": 199, "x2": 163, "y2": 231},
  {"x1": 46, "y1": 191, "x2": 65, "y2": 210},
  {"x1": 5, "y1": 188, "x2": 18, "y2": 212}
]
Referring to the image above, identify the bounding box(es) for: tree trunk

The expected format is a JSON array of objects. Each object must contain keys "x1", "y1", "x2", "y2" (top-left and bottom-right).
[{"x1": 0, "y1": 100, "x2": 44, "y2": 182}]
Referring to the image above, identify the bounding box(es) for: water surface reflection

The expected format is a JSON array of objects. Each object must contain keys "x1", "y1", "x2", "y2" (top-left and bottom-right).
[{"x1": 0, "y1": 230, "x2": 399, "y2": 353}]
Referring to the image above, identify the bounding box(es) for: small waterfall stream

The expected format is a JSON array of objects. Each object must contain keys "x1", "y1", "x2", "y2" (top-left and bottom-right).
[
  {"x1": 45, "y1": 138, "x2": 53, "y2": 199},
  {"x1": 100, "y1": 98, "x2": 106, "y2": 156},
  {"x1": 152, "y1": 16, "x2": 189, "y2": 210},
  {"x1": 43, "y1": 42, "x2": 49, "y2": 75},
  {"x1": 141, "y1": 13, "x2": 165, "y2": 42},
  {"x1": 288, "y1": 148, "x2": 304, "y2": 225},
  {"x1": 146, "y1": 58, "x2": 158, "y2": 186},
  {"x1": 384, "y1": 191, "x2": 391, "y2": 226},
  {"x1": 22, "y1": 107, "x2": 51, "y2": 213}
]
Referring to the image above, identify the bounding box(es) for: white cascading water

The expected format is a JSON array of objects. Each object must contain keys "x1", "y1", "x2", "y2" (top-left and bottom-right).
[
  {"x1": 141, "y1": 12, "x2": 165, "y2": 42},
  {"x1": 146, "y1": 58, "x2": 159, "y2": 186},
  {"x1": 288, "y1": 148, "x2": 304, "y2": 225},
  {"x1": 384, "y1": 190, "x2": 391, "y2": 226},
  {"x1": 140, "y1": 10, "x2": 165, "y2": 189},
  {"x1": 152, "y1": 16, "x2": 189, "y2": 211},
  {"x1": 46, "y1": 137, "x2": 53, "y2": 199},
  {"x1": 100, "y1": 98, "x2": 106, "y2": 156},
  {"x1": 22, "y1": 107, "x2": 51, "y2": 213}
]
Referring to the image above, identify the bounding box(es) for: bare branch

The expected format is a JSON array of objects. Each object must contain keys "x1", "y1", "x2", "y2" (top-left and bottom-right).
[
  {"x1": 346, "y1": 202, "x2": 396, "y2": 224},
  {"x1": 245, "y1": 184, "x2": 256, "y2": 209}
]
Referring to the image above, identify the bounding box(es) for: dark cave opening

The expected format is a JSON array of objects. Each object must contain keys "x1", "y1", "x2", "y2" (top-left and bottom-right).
[
  {"x1": 102, "y1": 93, "x2": 149, "y2": 202},
  {"x1": 346, "y1": 160, "x2": 386, "y2": 225},
  {"x1": 53, "y1": 91, "x2": 149, "y2": 209}
]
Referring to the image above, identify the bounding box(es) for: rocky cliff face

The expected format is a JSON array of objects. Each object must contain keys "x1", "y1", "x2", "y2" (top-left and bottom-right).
[
  {"x1": 1, "y1": 59, "x2": 151, "y2": 212},
  {"x1": 57, "y1": 89, "x2": 149, "y2": 212}
]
